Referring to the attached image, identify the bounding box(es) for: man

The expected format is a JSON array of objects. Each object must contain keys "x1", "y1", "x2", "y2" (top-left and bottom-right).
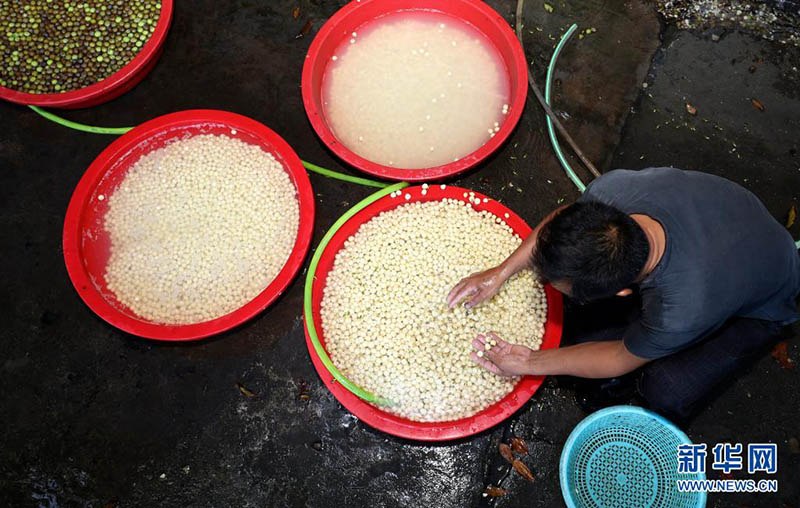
[{"x1": 447, "y1": 167, "x2": 800, "y2": 421}]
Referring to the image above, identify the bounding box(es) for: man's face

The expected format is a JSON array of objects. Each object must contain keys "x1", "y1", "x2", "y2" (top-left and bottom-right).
[
  {"x1": 549, "y1": 279, "x2": 633, "y2": 302},
  {"x1": 550, "y1": 279, "x2": 573, "y2": 297}
]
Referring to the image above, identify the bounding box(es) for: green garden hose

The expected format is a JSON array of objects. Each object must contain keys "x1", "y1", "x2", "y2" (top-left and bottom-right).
[
  {"x1": 27, "y1": 105, "x2": 389, "y2": 189},
  {"x1": 303, "y1": 181, "x2": 410, "y2": 407},
  {"x1": 545, "y1": 25, "x2": 586, "y2": 193},
  {"x1": 29, "y1": 105, "x2": 134, "y2": 135},
  {"x1": 300, "y1": 160, "x2": 388, "y2": 188}
]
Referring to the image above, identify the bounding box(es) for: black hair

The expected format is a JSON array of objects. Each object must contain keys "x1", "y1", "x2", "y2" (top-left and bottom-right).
[{"x1": 532, "y1": 201, "x2": 650, "y2": 302}]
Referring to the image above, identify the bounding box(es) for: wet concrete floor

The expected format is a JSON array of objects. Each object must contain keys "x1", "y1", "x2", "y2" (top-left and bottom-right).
[{"x1": 0, "y1": 0, "x2": 798, "y2": 506}]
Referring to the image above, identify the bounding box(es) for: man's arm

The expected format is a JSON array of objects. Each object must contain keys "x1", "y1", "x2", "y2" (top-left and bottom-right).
[
  {"x1": 472, "y1": 333, "x2": 650, "y2": 379},
  {"x1": 500, "y1": 204, "x2": 568, "y2": 277}
]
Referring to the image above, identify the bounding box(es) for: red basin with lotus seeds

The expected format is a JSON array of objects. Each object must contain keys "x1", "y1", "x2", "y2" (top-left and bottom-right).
[
  {"x1": 63, "y1": 110, "x2": 315, "y2": 341},
  {"x1": 304, "y1": 185, "x2": 563, "y2": 441},
  {"x1": 301, "y1": 0, "x2": 529, "y2": 182},
  {"x1": 0, "y1": 0, "x2": 173, "y2": 109}
]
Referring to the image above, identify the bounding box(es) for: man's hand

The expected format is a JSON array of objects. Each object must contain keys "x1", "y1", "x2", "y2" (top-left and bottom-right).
[
  {"x1": 446, "y1": 266, "x2": 506, "y2": 309},
  {"x1": 470, "y1": 332, "x2": 538, "y2": 377},
  {"x1": 472, "y1": 333, "x2": 651, "y2": 379}
]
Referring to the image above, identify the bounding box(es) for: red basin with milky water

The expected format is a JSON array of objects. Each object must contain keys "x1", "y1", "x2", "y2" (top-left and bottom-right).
[{"x1": 301, "y1": 0, "x2": 528, "y2": 182}]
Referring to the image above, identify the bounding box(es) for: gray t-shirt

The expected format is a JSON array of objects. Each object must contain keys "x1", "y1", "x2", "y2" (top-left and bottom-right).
[{"x1": 579, "y1": 167, "x2": 800, "y2": 359}]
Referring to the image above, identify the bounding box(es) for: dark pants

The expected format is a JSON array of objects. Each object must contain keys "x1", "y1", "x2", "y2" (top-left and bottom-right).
[{"x1": 561, "y1": 293, "x2": 784, "y2": 422}]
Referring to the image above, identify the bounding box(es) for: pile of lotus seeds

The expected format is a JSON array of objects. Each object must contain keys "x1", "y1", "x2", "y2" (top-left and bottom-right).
[
  {"x1": 321, "y1": 196, "x2": 547, "y2": 422},
  {"x1": 104, "y1": 134, "x2": 299, "y2": 325},
  {"x1": 0, "y1": 0, "x2": 161, "y2": 94}
]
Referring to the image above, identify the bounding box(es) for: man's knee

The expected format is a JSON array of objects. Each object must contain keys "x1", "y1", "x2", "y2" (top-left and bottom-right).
[{"x1": 637, "y1": 366, "x2": 693, "y2": 422}]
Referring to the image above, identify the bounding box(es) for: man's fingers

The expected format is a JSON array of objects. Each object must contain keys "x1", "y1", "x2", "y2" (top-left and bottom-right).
[
  {"x1": 472, "y1": 335, "x2": 487, "y2": 350},
  {"x1": 464, "y1": 288, "x2": 486, "y2": 309},
  {"x1": 484, "y1": 346, "x2": 501, "y2": 364},
  {"x1": 445, "y1": 280, "x2": 467, "y2": 307},
  {"x1": 470, "y1": 352, "x2": 500, "y2": 374},
  {"x1": 447, "y1": 283, "x2": 477, "y2": 308},
  {"x1": 487, "y1": 331, "x2": 509, "y2": 348},
  {"x1": 480, "y1": 349, "x2": 515, "y2": 377}
]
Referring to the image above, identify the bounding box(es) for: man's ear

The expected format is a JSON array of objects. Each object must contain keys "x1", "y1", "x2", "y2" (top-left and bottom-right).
[{"x1": 616, "y1": 288, "x2": 633, "y2": 297}]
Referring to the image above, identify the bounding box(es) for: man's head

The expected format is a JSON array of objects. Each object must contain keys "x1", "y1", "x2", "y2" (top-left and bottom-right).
[{"x1": 531, "y1": 201, "x2": 650, "y2": 303}]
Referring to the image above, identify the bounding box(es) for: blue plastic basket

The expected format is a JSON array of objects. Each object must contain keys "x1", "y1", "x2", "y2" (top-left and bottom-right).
[{"x1": 559, "y1": 406, "x2": 706, "y2": 508}]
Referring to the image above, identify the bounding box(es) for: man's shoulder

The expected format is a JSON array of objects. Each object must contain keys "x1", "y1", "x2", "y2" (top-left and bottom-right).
[
  {"x1": 595, "y1": 167, "x2": 686, "y2": 184},
  {"x1": 583, "y1": 167, "x2": 682, "y2": 198}
]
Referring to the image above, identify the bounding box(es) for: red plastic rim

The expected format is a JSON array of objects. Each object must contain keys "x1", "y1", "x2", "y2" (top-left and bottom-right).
[
  {"x1": 0, "y1": 0, "x2": 173, "y2": 109},
  {"x1": 63, "y1": 110, "x2": 315, "y2": 341},
  {"x1": 304, "y1": 185, "x2": 563, "y2": 441},
  {"x1": 301, "y1": 0, "x2": 529, "y2": 182}
]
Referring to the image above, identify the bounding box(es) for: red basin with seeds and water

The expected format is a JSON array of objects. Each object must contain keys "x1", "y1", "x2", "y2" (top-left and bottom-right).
[
  {"x1": 63, "y1": 110, "x2": 315, "y2": 341},
  {"x1": 304, "y1": 184, "x2": 563, "y2": 440}
]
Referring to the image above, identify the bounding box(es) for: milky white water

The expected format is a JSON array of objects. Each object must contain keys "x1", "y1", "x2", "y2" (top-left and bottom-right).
[{"x1": 322, "y1": 11, "x2": 511, "y2": 169}]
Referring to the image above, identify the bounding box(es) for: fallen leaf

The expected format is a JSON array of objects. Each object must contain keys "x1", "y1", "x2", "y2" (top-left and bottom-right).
[
  {"x1": 484, "y1": 486, "x2": 508, "y2": 497},
  {"x1": 788, "y1": 437, "x2": 799, "y2": 454},
  {"x1": 298, "y1": 380, "x2": 312, "y2": 400},
  {"x1": 499, "y1": 443, "x2": 514, "y2": 463},
  {"x1": 293, "y1": 6, "x2": 300, "y2": 19},
  {"x1": 786, "y1": 203, "x2": 796, "y2": 229},
  {"x1": 771, "y1": 342, "x2": 795, "y2": 370},
  {"x1": 686, "y1": 103, "x2": 697, "y2": 116},
  {"x1": 236, "y1": 382, "x2": 256, "y2": 398},
  {"x1": 751, "y1": 98, "x2": 765, "y2": 111},
  {"x1": 511, "y1": 437, "x2": 529, "y2": 455},
  {"x1": 295, "y1": 19, "x2": 313, "y2": 39},
  {"x1": 512, "y1": 459, "x2": 535, "y2": 481},
  {"x1": 543, "y1": 2, "x2": 554, "y2": 13},
  {"x1": 749, "y1": 57, "x2": 764, "y2": 74}
]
